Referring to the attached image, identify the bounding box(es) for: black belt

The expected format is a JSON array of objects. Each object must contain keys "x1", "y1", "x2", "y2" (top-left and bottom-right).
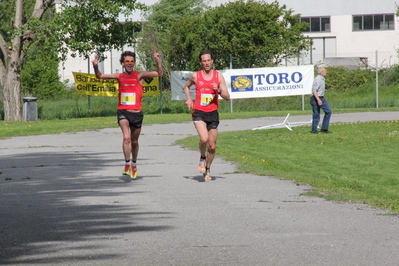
[{"x1": 319, "y1": 96, "x2": 324, "y2": 98}]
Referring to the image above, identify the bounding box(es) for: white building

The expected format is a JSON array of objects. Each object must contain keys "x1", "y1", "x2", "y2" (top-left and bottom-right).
[
  {"x1": 60, "y1": 0, "x2": 399, "y2": 84},
  {"x1": 277, "y1": 0, "x2": 399, "y2": 68}
]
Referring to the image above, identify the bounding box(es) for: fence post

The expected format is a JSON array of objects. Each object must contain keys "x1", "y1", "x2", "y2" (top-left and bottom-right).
[
  {"x1": 87, "y1": 58, "x2": 91, "y2": 117},
  {"x1": 301, "y1": 52, "x2": 305, "y2": 111},
  {"x1": 160, "y1": 55, "x2": 163, "y2": 114},
  {"x1": 229, "y1": 54, "x2": 233, "y2": 113},
  {"x1": 375, "y1": 50, "x2": 379, "y2": 108}
]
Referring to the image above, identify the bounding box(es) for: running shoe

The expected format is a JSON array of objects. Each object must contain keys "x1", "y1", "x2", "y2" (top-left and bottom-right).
[
  {"x1": 122, "y1": 165, "x2": 131, "y2": 175},
  {"x1": 198, "y1": 159, "x2": 206, "y2": 173},
  {"x1": 203, "y1": 171, "x2": 212, "y2": 181},
  {"x1": 131, "y1": 166, "x2": 138, "y2": 179}
]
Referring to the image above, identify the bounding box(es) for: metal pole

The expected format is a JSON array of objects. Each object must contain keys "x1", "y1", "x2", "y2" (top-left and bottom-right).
[
  {"x1": 310, "y1": 43, "x2": 313, "y2": 65},
  {"x1": 87, "y1": 58, "x2": 91, "y2": 117},
  {"x1": 301, "y1": 52, "x2": 305, "y2": 111},
  {"x1": 229, "y1": 54, "x2": 233, "y2": 113},
  {"x1": 160, "y1": 55, "x2": 163, "y2": 114},
  {"x1": 375, "y1": 50, "x2": 379, "y2": 108}
]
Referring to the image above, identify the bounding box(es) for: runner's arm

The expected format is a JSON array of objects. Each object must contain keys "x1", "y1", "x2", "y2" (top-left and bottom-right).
[
  {"x1": 91, "y1": 54, "x2": 119, "y2": 79},
  {"x1": 183, "y1": 74, "x2": 195, "y2": 110},
  {"x1": 138, "y1": 49, "x2": 163, "y2": 80}
]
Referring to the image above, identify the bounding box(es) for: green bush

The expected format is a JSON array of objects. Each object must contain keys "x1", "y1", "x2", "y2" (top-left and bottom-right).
[
  {"x1": 21, "y1": 40, "x2": 70, "y2": 100},
  {"x1": 380, "y1": 64, "x2": 399, "y2": 86},
  {"x1": 324, "y1": 66, "x2": 375, "y2": 92}
]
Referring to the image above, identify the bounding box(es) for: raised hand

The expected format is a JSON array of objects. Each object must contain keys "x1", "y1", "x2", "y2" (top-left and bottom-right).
[
  {"x1": 152, "y1": 49, "x2": 161, "y2": 61},
  {"x1": 91, "y1": 54, "x2": 99, "y2": 68}
]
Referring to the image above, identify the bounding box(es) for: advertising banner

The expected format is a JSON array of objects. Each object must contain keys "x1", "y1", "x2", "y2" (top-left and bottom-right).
[
  {"x1": 73, "y1": 72, "x2": 160, "y2": 97},
  {"x1": 73, "y1": 72, "x2": 118, "y2": 97},
  {"x1": 142, "y1": 77, "x2": 160, "y2": 96},
  {"x1": 170, "y1": 71, "x2": 195, "y2": 100},
  {"x1": 171, "y1": 65, "x2": 314, "y2": 100}
]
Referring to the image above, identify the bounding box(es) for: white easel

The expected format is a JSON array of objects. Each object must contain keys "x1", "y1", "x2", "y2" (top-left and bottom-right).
[{"x1": 252, "y1": 113, "x2": 312, "y2": 131}]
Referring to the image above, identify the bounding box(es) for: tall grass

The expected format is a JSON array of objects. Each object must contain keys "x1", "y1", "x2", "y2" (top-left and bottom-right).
[
  {"x1": 37, "y1": 90, "x2": 191, "y2": 120},
  {"x1": 328, "y1": 83, "x2": 399, "y2": 109},
  {"x1": 35, "y1": 83, "x2": 398, "y2": 120}
]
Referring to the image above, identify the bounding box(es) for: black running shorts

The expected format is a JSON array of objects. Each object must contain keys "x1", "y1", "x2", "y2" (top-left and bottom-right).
[
  {"x1": 192, "y1": 109, "x2": 219, "y2": 130},
  {"x1": 117, "y1": 110, "x2": 143, "y2": 128}
]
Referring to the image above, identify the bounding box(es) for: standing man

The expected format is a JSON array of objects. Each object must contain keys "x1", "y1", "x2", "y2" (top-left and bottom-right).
[
  {"x1": 183, "y1": 50, "x2": 230, "y2": 181},
  {"x1": 310, "y1": 67, "x2": 332, "y2": 134},
  {"x1": 91, "y1": 49, "x2": 163, "y2": 178}
]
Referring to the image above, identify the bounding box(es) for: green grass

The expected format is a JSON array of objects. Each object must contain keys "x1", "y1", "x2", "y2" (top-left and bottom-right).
[
  {"x1": 2, "y1": 110, "x2": 399, "y2": 214},
  {"x1": 2, "y1": 108, "x2": 398, "y2": 139},
  {"x1": 176, "y1": 116, "x2": 399, "y2": 214},
  {"x1": 0, "y1": 114, "x2": 192, "y2": 139}
]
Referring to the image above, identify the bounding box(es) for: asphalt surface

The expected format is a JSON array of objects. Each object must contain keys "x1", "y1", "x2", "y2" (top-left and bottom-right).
[{"x1": 1, "y1": 112, "x2": 399, "y2": 266}]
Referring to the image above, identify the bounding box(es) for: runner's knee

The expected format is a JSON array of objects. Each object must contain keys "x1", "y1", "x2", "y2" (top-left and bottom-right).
[
  {"x1": 123, "y1": 135, "x2": 131, "y2": 144},
  {"x1": 207, "y1": 143, "x2": 216, "y2": 152}
]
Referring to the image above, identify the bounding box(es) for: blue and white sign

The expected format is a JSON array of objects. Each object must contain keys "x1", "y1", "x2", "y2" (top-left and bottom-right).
[{"x1": 171, "y1": 65, "x2": 314, "y2": 100}]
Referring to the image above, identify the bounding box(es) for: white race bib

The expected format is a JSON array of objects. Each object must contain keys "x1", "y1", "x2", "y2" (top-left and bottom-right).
[
  {"x1": 121, "y1": 92, "x2": 136, "y2": 105},
  {"x1": 200, "y1": 93, "x2": 215, "y2": 106}
]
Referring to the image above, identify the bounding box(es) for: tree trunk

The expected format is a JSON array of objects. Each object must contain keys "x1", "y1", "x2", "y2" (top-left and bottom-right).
[
  {"x1": 3, "y1": 55, "x2": 23, "y2": 121},
  {"x1": 3, "y1": 0, "x2": 23, "y2": 121}
]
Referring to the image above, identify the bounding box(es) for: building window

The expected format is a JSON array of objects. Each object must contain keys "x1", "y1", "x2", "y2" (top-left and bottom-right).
[
  {"x1": 353, "y1": 14, "x2": 395, "y2": 31},
  {"x1": 301, "y1": 17, "x2": 330, "y2": 32}
]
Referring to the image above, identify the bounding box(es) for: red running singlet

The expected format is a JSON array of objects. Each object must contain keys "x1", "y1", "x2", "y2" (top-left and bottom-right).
[
  {"x1": 117, "y1": 71, "x2": 143, "y2": 110},
  {"x1": 193, "y1": 70, "x2": 219, "y2": 112}
]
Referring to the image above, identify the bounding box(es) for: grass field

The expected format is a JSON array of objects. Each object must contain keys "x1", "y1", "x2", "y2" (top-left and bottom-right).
[
  {"x1": 184, "y1": 110, "x2": 397, "y2": 214},
  {"x1": 177, "y1": 119, "x2": 399, "y2": 213},
  {"x1": 1, "y1": 107, "x2": 398, "y2": 139},
  {"x1": 1, "y1": 109, "x2": 399, "y2": 213}
]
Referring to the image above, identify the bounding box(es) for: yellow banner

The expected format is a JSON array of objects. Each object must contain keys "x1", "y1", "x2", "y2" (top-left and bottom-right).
[
  {"x1": 73, "y1": 72, "x2": 160, "y2": 97},
  {"x1": 73, "y1": 72, "x2": 119, "y2": 97},
  {"x1": 142, "y1": 77, "x2": 160, "y2": 96}
]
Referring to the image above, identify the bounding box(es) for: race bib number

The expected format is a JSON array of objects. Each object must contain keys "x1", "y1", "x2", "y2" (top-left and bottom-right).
[
  {"x1": 121, "y1": 92, "x2": 136, "y2": 105},
  {"x1": 200, "y1": 93, "x2": 215, "y2": 106}
]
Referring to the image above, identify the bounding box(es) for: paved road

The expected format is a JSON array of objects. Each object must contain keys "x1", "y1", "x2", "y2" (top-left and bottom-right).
[{"x1": 1, "y1": 112, "x2": 398, "y2": 265}]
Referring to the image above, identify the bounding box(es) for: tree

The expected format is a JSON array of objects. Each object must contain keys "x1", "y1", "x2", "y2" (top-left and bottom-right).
[
  {"x1": 21, "y1": 43, "x2": 68, "y2": 99},
  {"x1": 0, "y1": 0, "x2": 68, "y2": 102},
  {"x1": 167, "y1": 0, "x2": 312, "y2": 71},
  {"x1": 0, "y1": 0, "x2": 146, "y2": 121},
  {"x1": 136, "y1": 0, "x2": 208, "y2": 88}
]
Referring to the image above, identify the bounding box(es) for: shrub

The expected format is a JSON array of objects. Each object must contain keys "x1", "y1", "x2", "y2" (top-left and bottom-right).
[{"x1": 324, "y1": 66, "x2": 375, "y2": 92}]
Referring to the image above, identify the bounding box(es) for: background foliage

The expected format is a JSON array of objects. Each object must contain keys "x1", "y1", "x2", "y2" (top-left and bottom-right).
[
  {"x1": 0, "y1": 0, "x2": 147, "y2": 121},
  {"x1": 42, "y1": 0, "x2": 146, "y2": 61},
  {"x1": 1, "y1": 0, "x2": 398, "y2": 121},
  {"x1": 0, "y1": 0, "x2": 36, "y2": 41},
  {"x1": 21, "y1": 42, "x2": 70, "y2": 99},
  {"x1": 137, "y1": 0, "x2": 208, "y2": 88},
  {"x1": 324, "y1": 67, "x2": 376, "y2": 92},
  {"x1": 166, "y1": 0, "x2": 311, "y2": 71},
  {"x1": 167, "y1": 0, "x2": 311, "y2": 70},
  {"x1": 137, "y1": 0, "x2": 310, "y2": 74},
  {"x1": 0, "y1": 0, "x2": 65, "y2": 100}
]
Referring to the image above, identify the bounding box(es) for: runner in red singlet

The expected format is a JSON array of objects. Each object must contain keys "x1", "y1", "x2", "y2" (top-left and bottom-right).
[
  {"x1": 183, "y1": 50, "x2": 230, "y2": 181},
  {"x1": 91, "y1": 49, "x2": 163, "y2": 179}
]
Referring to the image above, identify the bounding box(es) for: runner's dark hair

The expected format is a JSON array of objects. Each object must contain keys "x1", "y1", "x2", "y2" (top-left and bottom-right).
[
  {"x1": 120, "y1": 51, "x2": 136, "y2": 64},
  {"x1": 199, "y1": 50, "x2": 213, "y2": 61}
]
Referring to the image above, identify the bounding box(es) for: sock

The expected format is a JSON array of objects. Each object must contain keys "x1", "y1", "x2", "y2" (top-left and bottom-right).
[
  {"x1": 125, "y1": 160, "x2": 130, "y2": 165},
  {"x1": 200, "y1": 156, "x2": 206, "y2": 160},
  {"x1": 132, "y1": 161, "x2": 137, "y2": 167}
]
